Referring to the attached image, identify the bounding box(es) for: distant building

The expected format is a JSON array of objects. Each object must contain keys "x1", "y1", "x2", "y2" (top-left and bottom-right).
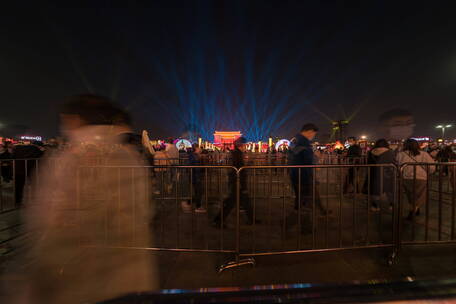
[{"x1": 213, "y1": 131, "x2": 242, "y2": 149}]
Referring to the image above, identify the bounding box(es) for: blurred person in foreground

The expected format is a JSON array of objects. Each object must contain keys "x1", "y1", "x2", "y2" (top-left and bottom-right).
[
  {"x1": 289, "y1": 123, "x2": 328, "y2": 215},
  {"x1": 6, "y1": 95, "x2": 157, "y2": 303},
  {"x1": 378, "y1": 108, "x2": 415, "y2": 143},
  {"x1": 213, "y1": 137, "x2": 254, "y2": 228}
]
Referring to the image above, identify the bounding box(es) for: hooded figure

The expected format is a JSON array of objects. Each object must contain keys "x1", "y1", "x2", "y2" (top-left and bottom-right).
[{"x1": 6, "y1": 95, "x2": 157, "y2": 304}]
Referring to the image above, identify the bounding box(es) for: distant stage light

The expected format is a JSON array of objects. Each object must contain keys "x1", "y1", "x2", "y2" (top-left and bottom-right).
[
  {"x1": 275, "y1": 139, "x2": 291, "y2": 151},
  {"x1": 175, "y1": 139, "x2": 192, "y2": 150}
]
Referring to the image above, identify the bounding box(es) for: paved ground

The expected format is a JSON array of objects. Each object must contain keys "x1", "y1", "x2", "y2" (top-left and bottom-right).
[{"x1": 155, "y1": 245, "x2": 456, "y2": 289}]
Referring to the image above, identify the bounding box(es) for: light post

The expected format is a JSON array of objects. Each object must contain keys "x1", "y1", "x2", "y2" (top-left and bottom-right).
[{"x1": 436, "y1": 124, "x2": 452, "y2": 139}]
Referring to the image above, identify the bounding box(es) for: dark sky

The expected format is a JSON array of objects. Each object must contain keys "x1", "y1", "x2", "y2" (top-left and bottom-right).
[{"x1": 1, "y1": 1, "x2": 456, "y2": 140}]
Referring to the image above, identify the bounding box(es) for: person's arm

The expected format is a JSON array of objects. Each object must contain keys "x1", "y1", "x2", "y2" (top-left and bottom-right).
[{"x1": 141, "y1": 130, "x2": 156, "y2": 156}]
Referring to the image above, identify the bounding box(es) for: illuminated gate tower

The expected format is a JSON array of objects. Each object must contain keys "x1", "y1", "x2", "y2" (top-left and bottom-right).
[{"x1": 213, "y1": 131, "x2": 242, "y2": 149}]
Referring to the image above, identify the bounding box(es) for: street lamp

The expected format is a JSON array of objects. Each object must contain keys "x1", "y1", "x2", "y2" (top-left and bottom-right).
[
  {"x1": 436, "y1": 124, "x2": 452, "y2": 139},
  {"x1": 360, "y1": 135, "x2": 367, "y2": 140}
]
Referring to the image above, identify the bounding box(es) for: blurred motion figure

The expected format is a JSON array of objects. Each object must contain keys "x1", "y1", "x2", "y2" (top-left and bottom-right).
[{"x1": 7, "y1": 95, "x2": 157, "y2": 303}]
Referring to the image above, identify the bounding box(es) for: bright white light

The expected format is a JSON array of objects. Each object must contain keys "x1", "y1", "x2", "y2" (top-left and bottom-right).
[
  {"x1": 175, "y1": 139, "x2": 192, "y2": 150},
  {"x1": 21, "y1": 136, "x2": 42, "y2": 141},
  {"x1": 446, "y1": 124, "x2": 453, "y2": 128},
  {"x1": 275, "y1": 139, "x2": 290, "y2": 150},
  {"x1": 436, "y1": 125, "x2": 443, "y2": 128},
  {"x1": 361, "y1": 135, "x2": 367, "y2": 140}
]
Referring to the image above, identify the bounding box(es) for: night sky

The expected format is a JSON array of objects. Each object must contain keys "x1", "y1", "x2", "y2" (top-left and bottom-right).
[{"x1": 1, "y1": 1, "x2": 456, "y2": 141}]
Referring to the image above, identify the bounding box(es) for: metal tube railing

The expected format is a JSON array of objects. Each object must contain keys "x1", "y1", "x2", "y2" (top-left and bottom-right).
[{"x1": 3, "y1": 161, "x2": 456, "y2": 273}]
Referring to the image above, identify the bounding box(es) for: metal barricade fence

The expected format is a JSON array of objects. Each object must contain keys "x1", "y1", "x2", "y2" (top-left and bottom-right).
[
  {"x1": 8, "y1": 161, "x2": 456, "y2": 271},
  {"x1": 74, "y1": 165, "x2": 238, "y2": 257},
  {"x1": 398, "y1": 162, "x2": 456, "y2": 249},
  {"x1": 221, "y1": 164, "x2": 399, "y2": 270},
  {"x1": 0, "y1": 158, "x2": 43, "y2": 255}
]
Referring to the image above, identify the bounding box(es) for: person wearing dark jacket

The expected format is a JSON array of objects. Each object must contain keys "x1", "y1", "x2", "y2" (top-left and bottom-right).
[
  {"x1": 289, "y1": 124, "x2": 327, "y2": 214},
  {"x1": 436, "y1": 146, "x2": 456, "y2": 176},
  {"x1": 365, "y1": 139, "x2": 396, "y2": 211},
  {"x1": 213, "y1": 137, "x2": 254, "y2": 228},
  {"x1": 344, "y1": 137, "x2": 363, "y2": 194}
]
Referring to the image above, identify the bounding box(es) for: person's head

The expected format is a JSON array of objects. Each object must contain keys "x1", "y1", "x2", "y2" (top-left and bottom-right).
[
  {"x1": 379, "y1": 108, "x2": 414, "y2": 141},
  {"x1": 347, "y1": 137, "x2": 357, "y2": 146},
  {"x1": 403, "y1": 138, "x2": 420, "y2": 156},
  {"x1": 374, "y1": 138, "x2": 390, "y2": 149},
  {"x1": 60, "y1": 94, "x2": 127, "y2": 136},
  {"x1": 300, "y1": 123, "x2": 319, "y2": 141},
  {"x1": 234, "y1": 137, "x2": 248, "y2": 152}
]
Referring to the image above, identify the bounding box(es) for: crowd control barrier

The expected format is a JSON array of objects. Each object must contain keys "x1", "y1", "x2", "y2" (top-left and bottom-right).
[{"x1": 3, "y1": 160, "x2": 456, "y2": 273}]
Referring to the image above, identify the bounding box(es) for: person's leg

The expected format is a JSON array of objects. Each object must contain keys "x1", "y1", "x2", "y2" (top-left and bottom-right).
[
  {"x1": 345, "y1": 168, "x2": 355, "y2": 193},
  {"x1": 304, "y1": 181, "x2": 328, "y2": 215},
  {"x1": 213, "y1": 185, "x2": 236, "y2": 225},
  {"x1": 403, "y1": 180, "x2": 415, "y2": 213},
  {"x1": 240, "y1": 191, "x2": 255, "y2": 224},
  {"x1": 291, "y1": 175, "x2": 301, "y2": 210},
  {"x1": 414, "y1": 180, "x2": 427, "y2": 211},
  {"x1": 193, "y1": 178, "x2": 204, "y2": 209}
]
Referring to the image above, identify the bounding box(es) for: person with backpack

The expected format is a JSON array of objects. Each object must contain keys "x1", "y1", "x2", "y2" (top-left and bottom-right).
[
  {"x1": 396, "y1": 138, "x2": 435, "y2": 220},
  {"x1": 365, "y1": 139, "x2": 395, "y2": 212}
]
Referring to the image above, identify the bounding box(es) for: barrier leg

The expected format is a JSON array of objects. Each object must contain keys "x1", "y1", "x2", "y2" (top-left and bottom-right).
[
  {"x1": 218, "y1": 169, "x2": 255, "y2": 273},
  {"x1": 388, "y1": 168, "x2": 401, "y2": 266}
]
